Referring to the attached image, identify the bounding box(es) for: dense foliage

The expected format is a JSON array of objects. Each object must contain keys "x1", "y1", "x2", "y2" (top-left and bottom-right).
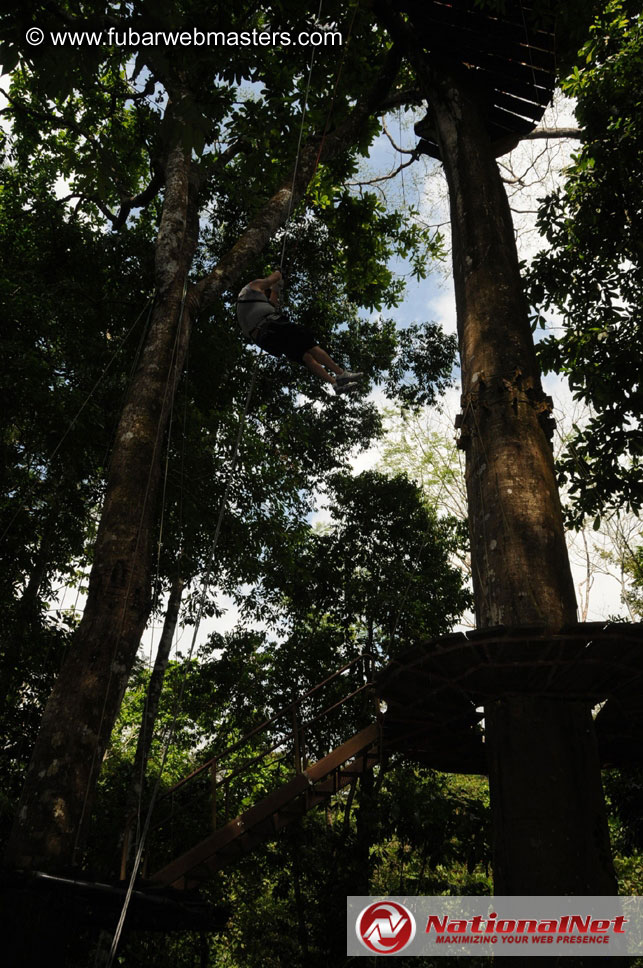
[
  {"x1": 527, "y1": 0, "x2": 643, "y2": 524},
  {"x1": 1, "y1": 1, "x2": 643, "y2": 964}
]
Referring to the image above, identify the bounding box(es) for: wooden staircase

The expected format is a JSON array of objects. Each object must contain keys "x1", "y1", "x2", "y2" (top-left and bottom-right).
[
  {"x1": 121, "y1": 655, "x2": 380, "y2": 891},
  {"x1": 150, "y1": 723, "x2": 380, "y2": 889}
]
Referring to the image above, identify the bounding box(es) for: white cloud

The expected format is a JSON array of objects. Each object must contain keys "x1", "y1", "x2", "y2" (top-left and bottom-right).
[{"x1": 427, "y1": 281, "x2": 457, "y2": 336}]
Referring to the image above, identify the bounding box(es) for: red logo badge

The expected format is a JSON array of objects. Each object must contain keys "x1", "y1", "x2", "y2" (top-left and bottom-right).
[{"x1": 356, "y1": 901, "x2": 416, "y2": 954}]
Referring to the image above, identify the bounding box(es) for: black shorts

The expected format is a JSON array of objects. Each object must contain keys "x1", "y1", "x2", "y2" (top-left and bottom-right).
[{"x1": 255, "y1": 321, "x2": 317, "y2": 364}]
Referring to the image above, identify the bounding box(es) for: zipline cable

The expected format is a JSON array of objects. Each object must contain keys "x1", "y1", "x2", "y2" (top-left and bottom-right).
[
  {"x1": 102, "y1": 7, "x2": 365, "y2": 945},
  {"x1": 107, "y1": 4, "x2": 371, "y2": 952},
  {"x1": 116, "y1": 0, "x2": 360, "y2": 891},
  {"x1": 106, "y1": 1, "x2": 346, "y2": 890}
]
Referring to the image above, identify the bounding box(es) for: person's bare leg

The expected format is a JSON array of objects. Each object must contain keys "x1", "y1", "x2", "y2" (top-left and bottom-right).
[
  {"x1": 307, "y1": 345, "x2": 343, "y2": 376},
  {"x1": 302, "y1": 350, "x2": 335, "y2": 383}
]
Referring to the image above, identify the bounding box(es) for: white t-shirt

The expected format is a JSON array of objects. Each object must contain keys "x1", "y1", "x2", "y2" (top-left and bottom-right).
[{"x1": 236, "y1": 285, "x2": 280, "y2": 338}]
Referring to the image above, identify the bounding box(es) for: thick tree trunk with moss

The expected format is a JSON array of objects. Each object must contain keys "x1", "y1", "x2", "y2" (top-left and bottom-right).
[
  {"x1": 422, "y1": 66, "x2": 616, "y2": 896},
  {"x1": 5, "y1": 143, "x2": 198, "y2": 873}
]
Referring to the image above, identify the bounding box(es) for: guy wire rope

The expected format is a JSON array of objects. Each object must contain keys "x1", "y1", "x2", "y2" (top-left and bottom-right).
[
  {"x1": 278, "y1": 0, "x2": 362, "y2": 271},
  {"x1": 131, "y1": 324, "x2": 192, "y2": 860},
  {"x1": 278, "y1": 0, "x2": 324, "y2": 271},
  {"x1": 104, "y1": 361, "x2": 259, "y2": 967},
  {"x1": 102, "y1": 38, "x2": 318, "y2": 925}
]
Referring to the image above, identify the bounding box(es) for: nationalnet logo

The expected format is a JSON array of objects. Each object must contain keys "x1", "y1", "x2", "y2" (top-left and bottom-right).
[
  {"x1": 356, "y1": 901, "x2": 416, "y2": 954},
  {"x1": 347, "y1": 896, "x2": 643, "y2": 957},
  {"x1": 425, "y1": 911, "x2": 626, "y2": 947}
]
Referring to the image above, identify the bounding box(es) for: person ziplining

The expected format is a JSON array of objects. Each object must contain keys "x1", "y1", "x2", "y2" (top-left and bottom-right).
[{"x1": 236, "y1": 269, "x2": 364, "y2": 394}]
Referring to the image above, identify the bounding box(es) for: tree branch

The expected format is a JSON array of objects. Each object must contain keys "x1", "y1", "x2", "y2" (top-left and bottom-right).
[
  {"x1": 381, "y1": 116, "x2": 416, "y2": 154},
  {"x1": 2, "y1": 88, "x2": 128, "y2": 190},
  {"x1": 348, "y1": 151, "x2": 419, "y2": 188},
  {"x1": 523, "y1": 127, "x2": 582, "y2": 140},
  {"x1": 378, "y1": 87, "x2": 423, "y2": 113},
  {"x1": 2, "y1": 84, "x2": 166, "y2": 228},
  {"x1": 111, "y1": 167, "x2": 164, "y2": 230},
  {"x1": 212, "y1": 137, "x2": 248, "y2": 172},
  {"x1": 191, "y1": 45, "x2": 404, "y2": 314}
]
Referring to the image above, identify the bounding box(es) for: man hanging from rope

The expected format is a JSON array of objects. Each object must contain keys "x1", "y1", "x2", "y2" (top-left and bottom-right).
[{"x1": 236, "y1": 270, "x2": 363, "y2": 394}]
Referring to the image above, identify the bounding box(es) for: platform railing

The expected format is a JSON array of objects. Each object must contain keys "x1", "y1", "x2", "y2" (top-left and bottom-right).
[{"x1": 121, "y1": 652, "x2": 376, "y2": 879}]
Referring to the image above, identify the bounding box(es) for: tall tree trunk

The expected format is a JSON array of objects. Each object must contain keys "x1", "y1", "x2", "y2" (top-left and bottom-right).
[
  {"x1": 122, "y1": 571, "x2": 184, "y2": 864},
  {"x1": 5, "y1": 142, "x2": 198, "y2": 873},
  {"x1": 4, "y1": 52, "x2": 403, "y2": 879},
  {"x1": 420, "y1": 66, "x2": 617, "y2": 896}
]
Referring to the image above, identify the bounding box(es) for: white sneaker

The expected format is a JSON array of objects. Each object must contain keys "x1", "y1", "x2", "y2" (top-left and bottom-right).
[
  {"x1": 333, "y1": 379, "x2": 360, "y2": 395},
  {"x1": 336, "y1": 370, "x2": 364, "y2": 387}
]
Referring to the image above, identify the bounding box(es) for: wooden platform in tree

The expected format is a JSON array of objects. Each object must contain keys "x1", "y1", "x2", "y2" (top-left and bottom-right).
[
  {"x1": 389, "y1": 0, "x2": 557, "y2": 158},
  {"x1": 0, "y1": 869, "x2": 227, "y2": 932},
  {"x1": 377, "y1": 623, "x2": 643, "y2": 774},
  {"x1": 122, "y1": 627, "x2": 643, "y2": 891}
]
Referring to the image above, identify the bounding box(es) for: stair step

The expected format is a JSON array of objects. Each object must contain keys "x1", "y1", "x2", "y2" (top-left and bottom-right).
[{"x1": 149, "y1": 723, "x2": 380, "y2": 888}]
